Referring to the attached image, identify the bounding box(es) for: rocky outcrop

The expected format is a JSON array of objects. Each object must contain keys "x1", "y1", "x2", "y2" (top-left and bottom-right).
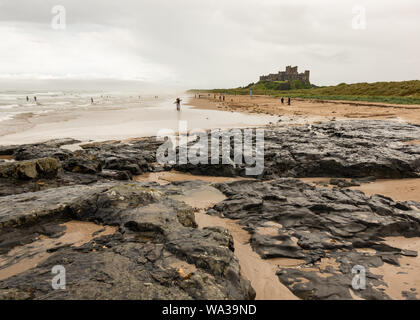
[
  {"x1": 174, "y1": 120, "x2": 420, "y2": 179},
  {"x1": 0, "y1": 137, "x2": 162, "y2": 196},
  {"x1": 7, "y1": 138, "x2": 81, "y2": 161},
  {"x1": 2, "y1": 137, "x2": 161, "y2": 177},
  {"x1": 0, "y1": 181, "x2": 254, "y2": 300},
  {"x1": 62, "y1": 151, "x2": 102, "y2": 174},
  {"x1": 0, "y1": 158, "x2": 60, "y2": 180},
  {"x1": 1, "y1": 120, "x2": 419, "y2": 197},
  {"x1": 208, "y1": 178, "x2": 420, "y2": 299},
  {"x1": 1, "y1": 119, "x2": 420, "y2": 300},
  {"x1": 79, "y1": 138, "x2": 162, "y2": 174}
]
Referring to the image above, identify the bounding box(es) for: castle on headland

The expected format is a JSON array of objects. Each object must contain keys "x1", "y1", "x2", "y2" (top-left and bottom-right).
[{"x1": 260, "y1": 66, "x2": 310, "y2": 83}]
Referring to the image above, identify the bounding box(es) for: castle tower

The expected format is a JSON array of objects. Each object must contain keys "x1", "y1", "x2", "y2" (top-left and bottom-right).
[{"x1": 304, "y1": 70, "x2": 310, "y2": 82}]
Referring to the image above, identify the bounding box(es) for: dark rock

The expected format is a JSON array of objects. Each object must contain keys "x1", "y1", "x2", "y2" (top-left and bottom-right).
[
  {"x1": 380, "y1": 254, "x2": 400, "y2": 266},
  {"x1": 0, "y1": 158, "x2": 60, "y2": 180},
  {"x1": 354, "y1": 176, "x2": 377, "y2": 183},
  {"x1": 401, "y1": 249, "x2": 418, "y2": 257},
  {"x1": 330, "y1": 178, "x2": 360, "y2": 188},
  {"x1": 173, "y1": 120, "x2": 420, "y2": 179},
  {"x1": 14, "y1": 145, "x2": 72, "y2": 161},
  {"x1": 1, "y1": 119, "x2": 420, "y2": 300},
  {"x1": 62, "y1": 151, "x2": 102, "y2": 174},
  {"x1": 80, "y1": 138, "x2": 162, "y2": 175},
  {"x1": 209, "y1": 178, "x2": 420, "y2": 299},
  {"x1": 0, "y1": 181, "x2": 254, "y2": 300},
  {"x1": 402, "y1": 291, "x2": 418, "y2": 300},
  {"x1": 98, "y1": 169, "x2": 132, "y2": 181}
]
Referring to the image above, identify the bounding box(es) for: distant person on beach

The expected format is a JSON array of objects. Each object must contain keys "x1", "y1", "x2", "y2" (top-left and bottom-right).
[
  {"x1": 91, "y1": 98, "x2": 94, "y2": 104},
  {"x1": 281, "y1": 97, "x2": 284, "y2": 104},
  {"x1": 26, "y1": 96, "x2": 29, "y2": 102},
  {"x1": 288, "y1": 97, "x2": 291, "y2": 105},
  {"x1": 174, "y1": 97, "x2": 182, "y2": 111},
  {"x1": 34, "y1": 96, "x2": 37, "y2": 103}
]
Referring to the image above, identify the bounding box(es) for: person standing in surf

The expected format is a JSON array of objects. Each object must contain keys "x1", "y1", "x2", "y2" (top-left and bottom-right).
[{"x1": 174, "y1": 97, "x2": 182, "y2": 111}]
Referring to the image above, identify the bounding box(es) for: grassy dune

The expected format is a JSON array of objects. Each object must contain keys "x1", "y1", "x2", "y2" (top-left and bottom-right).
[{"x1": 190, "y1": 80, "x2": 420, "y2": 105}]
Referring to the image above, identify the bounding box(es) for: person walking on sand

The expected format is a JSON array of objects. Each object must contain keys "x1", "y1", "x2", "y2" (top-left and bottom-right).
[
  {"x1": 34, "y1": 96, "x2": 37, "y2": 103},
  {"x1": 288, "y1": 97, "x2": 291, "y2": 106},
  {"x1": 281, "y1": 97, "x2": 284, "y2": 104},
  {"x1": 91, "y1": 97, "x2": 94, "y2": 104},
  {"x1": 26, "y1": 96, "x2": 29, "y2": 102},
  {"x1": 174, "y1": 97, "x2": 182, "y2": 111}
]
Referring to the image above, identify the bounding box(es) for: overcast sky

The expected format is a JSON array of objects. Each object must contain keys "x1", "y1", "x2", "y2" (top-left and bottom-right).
[{"x1": 0, "y1": 0, "x2": 418, "y2": 90}]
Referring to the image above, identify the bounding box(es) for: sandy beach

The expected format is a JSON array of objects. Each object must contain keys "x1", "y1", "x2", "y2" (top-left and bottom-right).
[
  {"x1": 188, "y1": 94, "x2": 420, "y2": 124},
  {"x1": 0, "y1": 93, "x2": 278, "y2": 145}
]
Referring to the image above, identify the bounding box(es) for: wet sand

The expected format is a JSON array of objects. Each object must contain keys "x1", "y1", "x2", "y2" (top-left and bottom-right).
[
  {"x1": 195, "y1": 211, "x2": 298, "y2": 300},
  {"x1": 370, "y1": 236, "x2": 420, "y2": 299},
  {"x1": 189, "y1": 95, "x2": 420, "y2": 125},
  {"x1": 169, "y1": 180, "x2": 298, "y2": 300},
  {"x1": 134, "y1": 170, "x2": 251, "y2": 185},
  {"x1": 0, "y1": 95, "x2": 278, "y2": 145},
  {"x1": 404, "y1": 140, "x2": 420, "y2": 145},
  {"x1": 350, "y1": 179, "x2": 420, "y2": 202},
  {"x1": 301, "y1": 177, "x2": 420, "y2": 202},
  {"x1": 0, "y1": 221, "x2": 116, "y2": 281}
]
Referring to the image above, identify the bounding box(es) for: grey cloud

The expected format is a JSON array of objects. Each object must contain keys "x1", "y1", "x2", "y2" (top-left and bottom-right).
[{"x1": 0, "y1": 0, "x2": 418, "y2": 88}]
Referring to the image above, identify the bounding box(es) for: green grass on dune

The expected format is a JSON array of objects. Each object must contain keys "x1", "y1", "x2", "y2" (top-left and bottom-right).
[{"x1": 189, "y1": 80, "x2": 420, "y2": 105}]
